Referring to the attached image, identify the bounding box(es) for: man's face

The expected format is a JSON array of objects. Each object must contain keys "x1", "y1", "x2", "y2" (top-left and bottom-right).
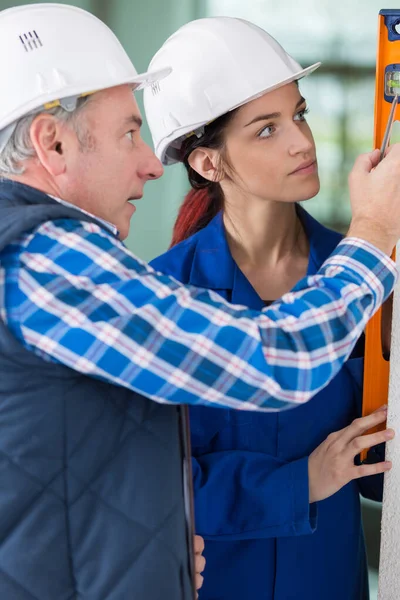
[{"x1": 63, "y1": 84, "x2": 163, "y2": 239}]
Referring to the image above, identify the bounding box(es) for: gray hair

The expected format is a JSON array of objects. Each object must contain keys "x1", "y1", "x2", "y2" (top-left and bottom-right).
[{"x1": 0, "y1": 96, "x2": 91, "y2": 176}]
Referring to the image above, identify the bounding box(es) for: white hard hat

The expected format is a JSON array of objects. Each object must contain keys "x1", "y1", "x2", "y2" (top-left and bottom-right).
[
  {"x1": 144, "y1": 17, "x2": 321, "y2": 165},
  {"x1": 0, "y1": 3, "x2": 171, "y2": 151}
]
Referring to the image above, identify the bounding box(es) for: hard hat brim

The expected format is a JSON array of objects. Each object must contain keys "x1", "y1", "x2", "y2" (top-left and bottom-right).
[
  {"x1": 0, "y1": 66, "x2": 172, "y2": 137},
  {"x1": 160, "y1": 61, "x2": 321, "y2": 165},
  {"x1": 132, "y1": 66, "x2": 172, "y2": 90},
  {"x1": 231, "y1": 62, "x2": 322, "y2": 112}
]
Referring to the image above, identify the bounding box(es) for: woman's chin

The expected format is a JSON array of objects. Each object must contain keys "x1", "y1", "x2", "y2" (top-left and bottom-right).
[{"x1": 297, "y1": 178, "x2": 321, "y2": 202}]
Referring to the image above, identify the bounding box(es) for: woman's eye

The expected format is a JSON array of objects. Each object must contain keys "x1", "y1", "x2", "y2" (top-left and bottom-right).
[
  {"x1": 294, "y1": 107, "x2": 310, "y2": 121},
  {"x1": 258, "y1": 125, "x2": 275, "y2": 138},
  {"x1": 125, "y1": 130, "x2": 135, "y2": 142}
]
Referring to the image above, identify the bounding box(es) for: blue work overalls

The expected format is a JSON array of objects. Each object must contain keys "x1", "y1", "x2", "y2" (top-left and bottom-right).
[{"x1": 151, "y1": 207, "x2": 382, "y2": 600}]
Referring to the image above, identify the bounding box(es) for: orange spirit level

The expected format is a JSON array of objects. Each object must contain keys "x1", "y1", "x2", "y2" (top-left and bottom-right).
[{"x1": 362, "y1": 9, "x2": 400, "y2": 458}]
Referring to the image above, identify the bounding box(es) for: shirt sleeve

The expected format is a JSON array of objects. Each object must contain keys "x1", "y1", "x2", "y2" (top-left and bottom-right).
[
  {"x1": 192, "y1": 451, "x2": 316, "y2": 540},
  {"x1": 2, "y1": 218, "x2": 397, "y2": 411}
]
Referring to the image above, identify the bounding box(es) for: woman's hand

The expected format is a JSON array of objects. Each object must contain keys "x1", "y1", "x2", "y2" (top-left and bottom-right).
[
  {"x1": 308, "y1": 406, "x2": 394, "y2": 503},
  {"x1": 194, "y1": 535, "x2": 206, "y2": 595}
]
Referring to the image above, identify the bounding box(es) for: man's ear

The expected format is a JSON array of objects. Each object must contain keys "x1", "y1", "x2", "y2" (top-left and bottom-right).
[
  {"x1": 188, "y1": 147, "x2": 224, "y2": 182},
  {"x1": 29, "y1": 114, "x2": 68, "y2": 176}
]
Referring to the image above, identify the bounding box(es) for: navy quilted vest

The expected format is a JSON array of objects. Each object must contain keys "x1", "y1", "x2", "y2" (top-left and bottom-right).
[{"x1": 0, "y1": 180, "x2": 193, "y2": 600}]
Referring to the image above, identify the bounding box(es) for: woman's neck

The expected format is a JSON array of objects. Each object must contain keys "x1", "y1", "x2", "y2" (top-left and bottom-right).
[{"x1": 223, "y1": 198, "x2": 308, "y2": 269}]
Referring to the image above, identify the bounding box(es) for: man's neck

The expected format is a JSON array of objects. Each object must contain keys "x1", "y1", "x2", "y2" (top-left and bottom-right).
[
  {"x1": 6, "y1": 170, "x2": 62, "y2": 202},
  {"x1": 4, "y1": 173, "x2": 118, "y2": 236}
]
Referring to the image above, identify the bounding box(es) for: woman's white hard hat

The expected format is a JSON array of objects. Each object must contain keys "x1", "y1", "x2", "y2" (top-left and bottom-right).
[
  {"x1": 144, "y1": 17, "x2": 321, "y2": 166},
  {"x1": 0, "y1": 3, "x2": 171, "y2": 152}
]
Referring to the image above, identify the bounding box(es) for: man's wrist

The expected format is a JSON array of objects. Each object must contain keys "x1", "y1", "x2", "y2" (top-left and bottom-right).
[{"x1": 347, "y1": 219, "x2": 396, "y2": 256}]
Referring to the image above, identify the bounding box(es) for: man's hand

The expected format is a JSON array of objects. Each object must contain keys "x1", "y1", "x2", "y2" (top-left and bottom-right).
[
  {"x1": 348, "y1": 145, "x2": 400, "y2": 254},
  {"x1": 194, "y1": 535, "x2": 205, "y2": 595}
]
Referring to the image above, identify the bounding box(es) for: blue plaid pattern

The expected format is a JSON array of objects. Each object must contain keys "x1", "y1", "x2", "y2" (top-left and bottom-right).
[{"x1": 0, "y1": 217, "x2": 397, "y2": 411}]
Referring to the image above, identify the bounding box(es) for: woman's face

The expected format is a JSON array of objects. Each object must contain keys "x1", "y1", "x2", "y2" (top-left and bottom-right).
[{"x1": 220, "y1": 82, "x2": 320, "y2": 203}]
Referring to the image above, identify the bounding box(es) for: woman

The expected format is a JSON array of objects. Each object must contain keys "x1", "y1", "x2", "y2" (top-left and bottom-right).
[{"x1": 145, "y1": 17, "x2": 391, "y2": 600}]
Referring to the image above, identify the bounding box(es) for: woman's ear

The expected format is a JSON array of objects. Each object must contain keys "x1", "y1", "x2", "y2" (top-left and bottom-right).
[
  {"x1": 188, "y1": 147, "x2": 224, "y2": 182},
  {"x1": 29, "y1": 114, "x2": 67, "y2": 176}
]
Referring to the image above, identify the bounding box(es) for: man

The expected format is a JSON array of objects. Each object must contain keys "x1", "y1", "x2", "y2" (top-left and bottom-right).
[{"x1": 0, "y1": 4, "x2": 398, "y2": 599}]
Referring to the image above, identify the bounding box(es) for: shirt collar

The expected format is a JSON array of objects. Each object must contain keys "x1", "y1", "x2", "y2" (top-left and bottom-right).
[
  {"x1": 49, "y1": 195, "x2": 118, "y2": 236},
  {"x1": 189, "y1": 212, "x2": 235, "y2": 289}
]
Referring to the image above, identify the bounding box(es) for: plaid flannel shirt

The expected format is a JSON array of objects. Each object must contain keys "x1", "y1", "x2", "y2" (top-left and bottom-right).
[{"x1": 0, "y1": 213, "x2": 396, "y2": 411}]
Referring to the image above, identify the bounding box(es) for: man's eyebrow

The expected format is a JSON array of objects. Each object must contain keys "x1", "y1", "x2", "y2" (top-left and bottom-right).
[
  {"x1": 244, "y1": 96, "x2": 307, "y2": 127},
  {"x1": 124, "y1": 115, "x2": 143, "y2": 128}
]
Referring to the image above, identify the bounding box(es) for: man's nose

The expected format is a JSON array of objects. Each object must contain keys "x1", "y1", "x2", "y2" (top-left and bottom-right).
[{"x1": 140, "y1": 142, "x2": 164, "y2": 180}]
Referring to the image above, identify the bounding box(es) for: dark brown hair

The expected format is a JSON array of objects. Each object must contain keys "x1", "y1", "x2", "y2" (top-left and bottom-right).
[{"x1": 170, "y1": 109, "x2": 238, "y2": 247}]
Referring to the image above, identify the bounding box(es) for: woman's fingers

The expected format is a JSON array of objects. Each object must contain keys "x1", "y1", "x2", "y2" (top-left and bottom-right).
[
  {"x1": 351, "y1": 460, "x2": 392, "y2": 480},
  {"x1": 347, "y1": 428, "x2": 395, "y2": 457},
  {"x1": 335, "y1": 408, "x2": 388, "y2": 447},
  {"x1": 194, "y1": 534, "x2": 205, "y2": 554},
  {"x1": 194, "y1": 534, "x2": 206, "y2": 592},
  {"x1": 308, "y1": 404, "x2": 394, "y2": 503},
  {"x1": 195, "y1": 554, "x2": 206, "y2": 574},
  {"x1": 196, "y1": 573, "x2": 204, "y2": 591}
]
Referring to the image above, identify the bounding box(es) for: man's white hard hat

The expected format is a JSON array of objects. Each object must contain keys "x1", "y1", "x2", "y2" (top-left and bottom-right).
[
  {"x1": 144, "y1": 17, "x2": 321, "y2": 166},
  {"x1": 0, "y1": 3, "x2": 171, "y2": 151}
]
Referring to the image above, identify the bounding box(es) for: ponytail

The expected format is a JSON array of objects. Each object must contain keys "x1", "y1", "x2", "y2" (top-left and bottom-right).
[{"x1": 170, "y1": 187, "x2": 221, "y2": 247}]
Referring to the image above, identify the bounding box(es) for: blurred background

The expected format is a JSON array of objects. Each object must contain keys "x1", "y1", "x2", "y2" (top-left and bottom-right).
[{"x1": 1, "y1": 0, "x2": 397, "y2": 596}]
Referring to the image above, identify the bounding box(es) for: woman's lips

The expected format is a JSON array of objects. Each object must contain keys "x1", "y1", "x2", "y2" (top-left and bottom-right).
[{"x1": 289, "y1": 160, "x2": 317, "y2": 175}]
